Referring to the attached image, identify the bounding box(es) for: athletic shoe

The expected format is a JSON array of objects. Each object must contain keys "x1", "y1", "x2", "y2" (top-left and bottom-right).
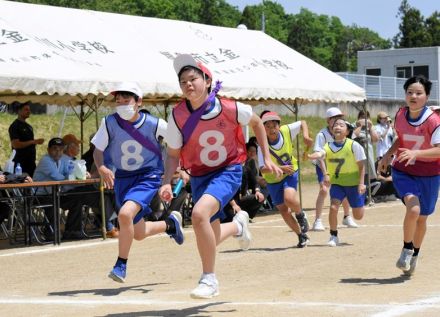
[
  {"x1": 312, "y1": 219, "x2": 325, "y2": 231},
  {"x1": 342, "y1": 215, "x2": 359, "y2": 228},
  {"x1": 233, "y1": 210, "x2": 252, "y2": 250},
  {"x1": 297, "y1": 233, "x2": 310, "y2": 248},
  {"x1": 327, "y1": 235, "x2": 339, "y2": 247},
  {"x1": 168, "y1": 211, "x2": 184, "y2": 245},
  {"x1": 403, "y1": 256, "x2": 418, "y2": 276},
  {"x1": 108, "y1": 262, "x2": 127, "y2": 283},
  {"x1": 190, "y1": 278, "x2": 219, "y2": 299},
  {"x1": 396, "y1": 248, "x2": 414, "y2": 271},
  {"x1": 295, "y1": 212, "x2": 309, "y2": 233}
]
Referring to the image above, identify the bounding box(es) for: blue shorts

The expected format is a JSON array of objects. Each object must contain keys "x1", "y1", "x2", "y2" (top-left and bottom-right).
[
  {"x1": 114, "y1": 173, "x2": 161, "y2": 224},
  {"x1": 315, "y1": 165, "x2": 324, "y2": 183},
  {"x1": 330, "y1": 184, "x2": 365, "y2": 208},
  {"x1": 266, "y1": 171, "x2": 298, "y2": 206},
  {"x1": 190, "y1": 164, "x2": 242, "y2": 223},
  {"x1": 392, "y1": 168, "x2": 440, "y2": 216}
]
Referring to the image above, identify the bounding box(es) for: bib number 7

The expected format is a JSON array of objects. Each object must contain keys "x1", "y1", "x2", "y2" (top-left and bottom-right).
[{"x1": 329, "y1": 158, "x2": 345, "y2": 178}]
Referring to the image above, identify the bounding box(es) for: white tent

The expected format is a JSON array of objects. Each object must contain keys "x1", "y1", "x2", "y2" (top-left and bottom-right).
[{"x1": 0, "y1": 0, "x2": 365, "y2": 106}]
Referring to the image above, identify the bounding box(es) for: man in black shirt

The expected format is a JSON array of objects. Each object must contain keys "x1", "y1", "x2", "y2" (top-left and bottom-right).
[{"x1": 8, "y1": 103, "x2": 44, "y2": 176}]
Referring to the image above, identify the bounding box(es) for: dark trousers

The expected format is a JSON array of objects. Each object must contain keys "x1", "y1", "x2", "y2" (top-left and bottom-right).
[
  {"x1": 41, "y1": 186, "x2": 101, "y2": 233},
  {"x1": 223, "y1": 194, "x2": 263, "y2": 223}
]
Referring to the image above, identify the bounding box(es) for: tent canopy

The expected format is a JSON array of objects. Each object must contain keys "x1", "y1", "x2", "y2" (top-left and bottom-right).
[{"x1": 0, "y1": 0, "x2": 366, "y2": 105}]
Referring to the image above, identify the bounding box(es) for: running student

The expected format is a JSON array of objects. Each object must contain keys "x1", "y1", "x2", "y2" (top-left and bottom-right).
[
  {"x1": 311, "y1": 107, "x2": 359, "y2": 231},
  {"x1": 308, "y1": 118, "x2": 366, "y2": 247},
  {"x1": 257, "y1": 111, "x2": 313, "y2": 247},
  {"x1": 378, "y1": 75, "x2": 440, "y2": 276},
  {"x1": 159, "y1": 54, "x2": 282, "y2": 299},
  {"x1": 92, "y1": 82, "x2": 184, "y2": 283}
]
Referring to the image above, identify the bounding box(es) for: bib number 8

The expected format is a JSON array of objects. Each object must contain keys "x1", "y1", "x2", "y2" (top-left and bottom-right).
[
  {"x1": 199, "y1": 130, "x2": 227, "y2": 167},
  {"x1": 121, "y1": 140, "x2": 144, "y2": 171}
]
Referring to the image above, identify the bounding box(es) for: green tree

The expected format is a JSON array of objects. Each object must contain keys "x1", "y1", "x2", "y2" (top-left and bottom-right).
[
  {"x1": 239, "y1": 1, "x2": 289, "y2": 43},
  {"x1": 425, "y1": 11, "x2": 440, "y2": 46},
  {"x1": 199, "y1": 0, "x2": 241, "y2": 27},
  {"x1": 394, "y1": 0, "x2": 430, "y2": 48}
]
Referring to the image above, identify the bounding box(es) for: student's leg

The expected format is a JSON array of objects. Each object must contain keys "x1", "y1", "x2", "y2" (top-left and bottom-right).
[
  {"x1": 328, "y1": 199, "x2": 341, "y2": 232},
  {"x1": 191, "y1": 194, "x2": 220, "y2": 274},
  {"x1": 413, "y1": 215, "x2": 427, "y2": 248},
  {"x1": 342, "y1": 198, "x2": 350, "y2": 216},
  {"x1": 117, "y1": 201, "x2": 141, "y2": 259},
  {"x1": 315, "y1": 181, "x2": 328, "y2": 221},
  {"x1": 282, "y1": 187, "x2": 302, "y2": 234},
  {"x1": 133, "y1": 218, "x2": 166, "y2": 241},
  {"x1": 402, "y1": 195, "x2": 420, "y2": 244},
  {"x1": 351, "y1": 207, "x2": 364, "y2": 220}
]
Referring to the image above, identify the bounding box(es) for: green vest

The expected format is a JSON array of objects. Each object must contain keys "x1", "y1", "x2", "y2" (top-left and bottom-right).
[
  {"x1": 324, "y1": 139, "x2": 359, "y2": 186},
  {"x1": 263, "y1": 125, "x2": 298, "y2": 184}
]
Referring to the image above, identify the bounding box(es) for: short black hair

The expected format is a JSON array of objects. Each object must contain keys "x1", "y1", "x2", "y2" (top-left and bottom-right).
[
  {"x1": 17, "y1": 102, "x2": 30, "y2": 110},
  {"x1": 404, "y1": 75, "x2": 432, "y2": 95}
]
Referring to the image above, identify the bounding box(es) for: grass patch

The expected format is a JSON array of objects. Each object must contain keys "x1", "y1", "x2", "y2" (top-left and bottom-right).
[{"x1": 1, "y1": 111, "x2": 348, "y2": 183}]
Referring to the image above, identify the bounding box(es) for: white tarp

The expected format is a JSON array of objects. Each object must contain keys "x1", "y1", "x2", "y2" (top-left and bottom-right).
[{"x1": 0, "y1": 0, "x2": 366, "y2": 105}]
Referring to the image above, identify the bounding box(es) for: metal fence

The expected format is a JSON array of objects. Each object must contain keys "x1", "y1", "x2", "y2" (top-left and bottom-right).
[{"x1": 337, "y1": 72, "x2": 440, "y2": 104}]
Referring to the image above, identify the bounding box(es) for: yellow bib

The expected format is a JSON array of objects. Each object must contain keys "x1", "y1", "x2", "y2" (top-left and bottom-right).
[
  {"x1": 263, "y1": 125, "x2": 298, "y2": 184},
  {"x1": 324, "y1": 139, "x2": 359, "y2": 186}
]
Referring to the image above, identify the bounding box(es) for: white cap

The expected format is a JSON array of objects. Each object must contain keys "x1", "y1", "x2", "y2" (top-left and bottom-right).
[
  {"x1": 110, "y1": 82, "x2": 142, "y2": 98},
  {"x1": 326, "y1": 107, "x2": 344, "y2": 118},
  {"x1": 173, "y1": 54, "x2": 212, "y2": 78}
]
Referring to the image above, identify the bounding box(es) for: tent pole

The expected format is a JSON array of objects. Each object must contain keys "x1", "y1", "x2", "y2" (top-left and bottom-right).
[
  {"x1": 362, "y1": 99, "x2": 373, "y2": 206},
  {"x1": 294, "y1": 100, "x2": 303, "y2": 212}
]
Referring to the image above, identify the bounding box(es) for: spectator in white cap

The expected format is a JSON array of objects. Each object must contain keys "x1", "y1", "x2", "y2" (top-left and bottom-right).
[
  {"x1": 92, "y1": 81, "x2": 184, "y2": 284},
  {"x1": 311, "y1": 107, "x2": 359, "y2": 231},
  {"x1": 159, "y1": 54, "x2": 282, "y2": 299}
]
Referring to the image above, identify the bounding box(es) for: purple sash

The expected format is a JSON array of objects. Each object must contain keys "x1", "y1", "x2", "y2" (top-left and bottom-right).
[
  {"x1": 181, "y1": 81, "x2": 222, "y2": 146},
  {"x1": 269, "y1": 148, "x2": 291, "y2": 166},
  {"x1": 114, "y1": 113, "x2": 162, "y2": 158}
]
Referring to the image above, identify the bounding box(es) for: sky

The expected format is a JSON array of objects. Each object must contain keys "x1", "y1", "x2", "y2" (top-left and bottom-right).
[{"x1": 226, "y1": 0, "x2": 438, "y2": 40}]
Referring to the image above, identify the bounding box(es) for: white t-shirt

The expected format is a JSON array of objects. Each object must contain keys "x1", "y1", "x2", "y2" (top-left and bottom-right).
[{"x1": 374, "y1": 123, "x2": 394, "y2": 159}]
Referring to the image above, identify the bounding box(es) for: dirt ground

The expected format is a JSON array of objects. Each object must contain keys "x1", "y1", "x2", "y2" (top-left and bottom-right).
[{"x1": 1, "y1": 182, "x2": 440, "y2": 317}]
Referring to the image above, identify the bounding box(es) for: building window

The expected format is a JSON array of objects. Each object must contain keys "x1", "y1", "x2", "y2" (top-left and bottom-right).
[
  {"x1": 396, "y1": 65, "x2": 429, "y2": 78},
  {"x1": 366, "y1": 68, "x2": 381, "y2": 76},
  {"x1": 413, "y1": 65, "x2": 429, "y2": 78},
  {"x1": 366, "y1": 68, "x2": 381, "y2": 85}
]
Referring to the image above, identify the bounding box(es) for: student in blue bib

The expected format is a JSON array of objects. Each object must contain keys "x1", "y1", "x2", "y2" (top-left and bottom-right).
[
  {"x1": 92, "y1": 82, "x2": 184, "y2": 283},
  {"x1": 309, "y1": 118, "x2": 366, "y2": 247}
]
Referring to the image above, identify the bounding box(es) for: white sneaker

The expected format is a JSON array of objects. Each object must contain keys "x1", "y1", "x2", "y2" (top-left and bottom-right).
[
  {"x1": 396, "y1": 248, "x2": 414, "y2": 271},
  {"x1": 342, "y1": 215, "x2": 359, "y2": 228},
  {"x1": 403, "y1": 256, "x2": 418, "y2": 276},
  {"x1": 233, "y1": 210, "x2": 252, "y2": 250},
  {"x1": 190, "y1": 278, "x2": 219, "y2": 299},
  {"x1": 312, "y1": 219, "x2": 325, "y2": 231},
  {"x1": 327, "y1": 235, "x2": 339, "y2": 247}
]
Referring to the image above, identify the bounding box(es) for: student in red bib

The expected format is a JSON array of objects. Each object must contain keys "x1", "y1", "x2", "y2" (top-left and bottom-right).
[
  {"x1": 379, "y1": 75, "x2": 440, "y2": 276},
  {"x1": 159, "y1": 54, "x2": 282, "y2": 299}
]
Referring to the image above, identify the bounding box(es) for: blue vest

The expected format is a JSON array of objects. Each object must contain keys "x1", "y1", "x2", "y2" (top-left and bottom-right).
[{"x1": 105, "y1": 112, "x2": 164, "y2": 177}]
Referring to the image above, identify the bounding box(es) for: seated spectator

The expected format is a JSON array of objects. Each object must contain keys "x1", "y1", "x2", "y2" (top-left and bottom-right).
[
  {"x1": 63, "y1": 133, "x2": 119, "y2": 238},
  {"x1": 222, "y1": 142, "x2": 265, "y2": 223},
  {"x1": 33, "y1": 137, "x2": 103, "y2": 240},
  {"x1": 370, "y1": 160, "x2": 398, "y2": 202},
  {"x1": 81, "y1": 133, "x2": 96, "y2": 173}
]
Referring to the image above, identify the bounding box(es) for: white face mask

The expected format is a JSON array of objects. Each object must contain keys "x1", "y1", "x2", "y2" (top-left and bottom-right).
[{"x1": 116, "y1": 104, "x2": 136, "y2": 120}]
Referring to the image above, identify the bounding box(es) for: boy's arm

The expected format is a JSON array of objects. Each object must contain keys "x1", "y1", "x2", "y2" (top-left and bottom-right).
[
  {"x1": 159, "y1": 147, "x2": 181, "y2": 202},
  {"x1": 357, "y1": 160, "x2": 366, "y2": 194},
  {"x1": 300, "y1": 120, "x2": 313, "y2": 148},
  {"x1": 93, "y1": 149, "x2": 114, "y2": 189},
  {"x1": 248, "y1": 113, "x2": 283, "y2": 178},
  {"x1": 378, "y1": 137, "x2": 399, "y2": 173}
]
